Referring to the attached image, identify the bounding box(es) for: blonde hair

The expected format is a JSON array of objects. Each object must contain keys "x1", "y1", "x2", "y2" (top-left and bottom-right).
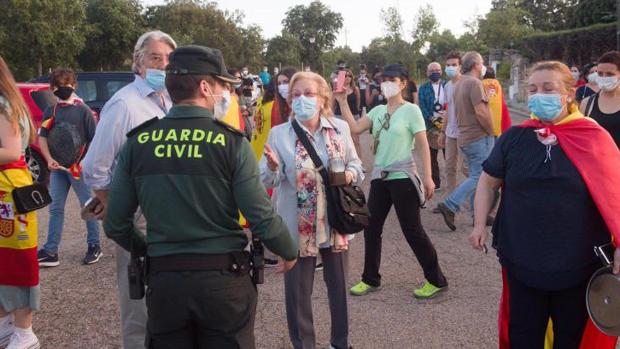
[
  {"x1": 0, "y1": 56, "x2": 35, "y2": 143},
  {"x1": 288, "y1": 72, "x2": 334, "y2": 117},
  {"x1": 529, "y1": 61, "x2": 577, "y2": 109}
]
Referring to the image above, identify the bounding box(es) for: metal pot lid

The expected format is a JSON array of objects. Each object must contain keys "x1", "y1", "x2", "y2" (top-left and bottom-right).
[{"x1": 586, "y1": 266, "x2": 620, "y2": 336}]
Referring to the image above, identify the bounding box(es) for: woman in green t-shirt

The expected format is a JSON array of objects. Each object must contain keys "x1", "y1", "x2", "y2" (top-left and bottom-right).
[{"x1": 335, "y1": 63, "x2": 448, "y2": 299}]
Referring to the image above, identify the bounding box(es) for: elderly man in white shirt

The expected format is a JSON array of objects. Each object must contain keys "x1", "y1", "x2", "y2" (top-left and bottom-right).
[{"x1": 82, "y1": 30, "x2": 176, "y2": 349}]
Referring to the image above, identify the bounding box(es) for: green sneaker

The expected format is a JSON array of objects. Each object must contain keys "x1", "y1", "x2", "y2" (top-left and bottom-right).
[
  {"x1": 413, "y1": 281, "x2": 445, "y2": 299},
  {"x1": 350, "y1": 281, "x2": 381, "y2": 296}
]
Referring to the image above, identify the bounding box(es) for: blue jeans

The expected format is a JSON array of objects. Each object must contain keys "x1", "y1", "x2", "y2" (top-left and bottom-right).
[
  {"x1": 444, "y1": 136, "x2": 495, "y2": 214},
  {"x1": 43, "y1": 170, "x2": 100, "y2": 253}
]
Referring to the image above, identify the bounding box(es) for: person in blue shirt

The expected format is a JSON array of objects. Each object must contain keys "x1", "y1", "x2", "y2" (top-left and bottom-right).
[{"x1": 418, "y1": 62, "x2": 447, "y2": 190}]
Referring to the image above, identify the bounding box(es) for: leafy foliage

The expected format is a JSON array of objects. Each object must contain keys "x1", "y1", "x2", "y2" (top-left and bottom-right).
[{"x1": 281, "y1": 1, "x2": 344, "y2": 72}]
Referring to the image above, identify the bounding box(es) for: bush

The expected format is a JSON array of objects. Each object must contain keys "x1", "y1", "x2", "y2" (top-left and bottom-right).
[{"x1": 518, "y1": 23, "x2": 616, "y2": 66}]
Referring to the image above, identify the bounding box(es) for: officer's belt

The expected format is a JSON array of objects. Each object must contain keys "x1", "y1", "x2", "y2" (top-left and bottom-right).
[{"x1": 148, "y1": 252, "x2": 250, "y2": 273}]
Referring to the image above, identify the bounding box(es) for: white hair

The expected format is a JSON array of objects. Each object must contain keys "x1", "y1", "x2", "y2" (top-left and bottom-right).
[
  {"x1": 427, "y1": 62, "x2": 441, "y2": 72},
  {"x1": 461, "y1": 51, "x2": 483, "y2": 74},
  {"x1": 132, "y1": 30, "x2": 177, "y2": 74}
]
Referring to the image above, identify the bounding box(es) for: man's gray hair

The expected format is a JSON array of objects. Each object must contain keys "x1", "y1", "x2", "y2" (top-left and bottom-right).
[
  {"x1": 132, "y1": 30, "x2": 177, "y2": 74},
  {"x1": 427, "y1": 62, "x2": 441, "y2": 72},
  {"x1": 461, "y1": 51, "x2": 483, "y2": 74}
]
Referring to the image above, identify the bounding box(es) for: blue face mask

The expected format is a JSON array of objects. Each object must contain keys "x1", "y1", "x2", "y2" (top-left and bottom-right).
[
  {"x1": 292, "y1": 95, "x2": 318, "y2": 121},
  {"x1": 445, "y1": 66, "x2": 458, "y2": 78},
  {"x1": 429, "y1": 72, "x2": 441, "y2": 82},
  {"x1": 145, "y1": 69, "x2": 166, "y2": 92},
  {"x1": 528, "y1": 94, "x2": 564, "y2": 121}
]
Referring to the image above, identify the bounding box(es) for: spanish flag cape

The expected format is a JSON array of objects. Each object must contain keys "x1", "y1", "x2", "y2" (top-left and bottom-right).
[
  {"x1": 250, "y1": 96, "x2": 286, "y2": 161},
  {"x1": 498, "y1": 109, "x2": 620, "y2": 348},
  {"x1": 0, "y1": 157, "x2": 39, "y2": 287},
  {"x1": 220, "y1": 94, "x2": 245, "y2": 132},
  {"x1": 482, "y1": 79, "x2": 512, "y2": 136},
  {"x1": 241, "y1": 97, "x2": 287, "y2": 227}
]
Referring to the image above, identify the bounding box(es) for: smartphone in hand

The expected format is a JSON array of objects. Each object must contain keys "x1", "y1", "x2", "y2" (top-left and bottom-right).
[
  {"x1": 81, "y1": 197, "x2": 102, "y2": 220},
  {"x1": 334, "y1": 70, "x2": 346, "y2": 93}
]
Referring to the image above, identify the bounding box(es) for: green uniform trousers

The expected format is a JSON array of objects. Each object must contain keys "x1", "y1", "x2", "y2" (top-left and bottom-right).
[{"x1": 145, "y1": 270, "x2": 257, "y2": 349}]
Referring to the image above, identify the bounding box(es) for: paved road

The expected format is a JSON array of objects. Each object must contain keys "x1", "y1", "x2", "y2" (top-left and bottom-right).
[{"x1": 34, "y1": 129, "x2": 507, "y2": 349}]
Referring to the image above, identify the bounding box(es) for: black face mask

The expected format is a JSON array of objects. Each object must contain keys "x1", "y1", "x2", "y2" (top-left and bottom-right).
[{"x1": 54, "y1": 86, "x2": 74, "y2": 100}]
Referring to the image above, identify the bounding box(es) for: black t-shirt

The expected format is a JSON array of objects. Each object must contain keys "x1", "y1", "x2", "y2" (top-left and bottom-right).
[
  {"x1": 576, "y1": 85, "x2": 596, "y2": 103},
  {"x1": 334, "y1": 90, "x2": 359, "y2": 116},
  {"x1": 484, "y1": 127, "x2": 610, "y2": 290},
  {"x1": 588, "y1": 94, "x2": 620, "y2": 147}
]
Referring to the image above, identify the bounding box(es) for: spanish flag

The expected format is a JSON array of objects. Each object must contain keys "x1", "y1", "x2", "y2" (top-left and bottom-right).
[
  {"x1": 0, "y1": 159, "x2": 39, "y2": 287},
  {"x1": 483, "y1": 78, "x2": 512, "y2": 136}
]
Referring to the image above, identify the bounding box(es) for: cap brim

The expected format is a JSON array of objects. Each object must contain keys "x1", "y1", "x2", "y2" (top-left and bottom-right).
[
  {"x1": 382, "y1": 71, "x2": 400, "y2": 77},
  {"x1": 216, "y1": 73, "x2": 241, "y2": 84}
]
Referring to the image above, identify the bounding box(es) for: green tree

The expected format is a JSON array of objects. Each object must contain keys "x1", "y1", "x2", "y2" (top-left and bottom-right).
[
  {"x1": 145, "y1": 0, "x2": 265, "y2": 70},
  {"x1": 477, "y1": 5, "x2": 533, "y2": 49},
  {"x1": 381, "y1": 7, "x2": 404, "y2": 41},
  {"x1": 264, "y1": 34, "x2": 303, "y2": 69},
  {"x1": 281, "y1": 1, "x2": 343, "y2": 73},
  {"x1": 426, "y1": 30, "x2": 460, "y2": 63},
  {"x1": 323, "y1": 46, "x2": 361, "y2": 74},
  {"x1": 79, "y1": 0, "x2": 145, "y2": 71},
  {"x1": 411, "y1": 4, "x2": 439, "y2": 54},
  {"x1": 569, "y1": 0, "x2": 616, "y2": 27},
  {"x1": 0, "y1": 0, "x2": 87, "y2": 80}
]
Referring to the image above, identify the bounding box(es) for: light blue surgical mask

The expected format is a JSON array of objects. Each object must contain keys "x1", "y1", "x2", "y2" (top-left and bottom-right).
[
  {"x1": 292, "y1": 95, "x2": 318, "y2": 121},
  {"x1": 145, "y1": 69, "x2": 166, "y2": 92},
  {"x1": 445, "y1": 66, "x2": 458, "y2": 78},
  {"x1": 528, "y1": 93, "x2": 564, "y2": 121}
]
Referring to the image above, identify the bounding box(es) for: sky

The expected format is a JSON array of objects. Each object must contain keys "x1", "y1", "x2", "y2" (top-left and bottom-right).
[{"x1": 143, "y1": 0, "x2": 493, "y2": 52}]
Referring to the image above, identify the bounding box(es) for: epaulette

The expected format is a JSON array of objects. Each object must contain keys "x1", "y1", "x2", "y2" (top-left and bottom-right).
[
  {"x1": 126, "y1": 117, "x2": 159, "y2": 137},
  {"x1": 214, "y1": 119, "x2": 244, "y2": 137}
]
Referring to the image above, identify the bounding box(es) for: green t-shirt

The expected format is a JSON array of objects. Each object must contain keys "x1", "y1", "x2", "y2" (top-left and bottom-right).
[{"x1": 367, "y1": 102, "x2": 426, "y2": 180}]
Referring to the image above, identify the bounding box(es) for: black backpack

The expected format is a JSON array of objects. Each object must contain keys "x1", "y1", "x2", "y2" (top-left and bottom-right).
[
  {"x1": 292, "y1": 120, "x2": 369, "y2": 234},
  {"x1": 47, "y1": 106, "x2": 86, "y2": 168}
]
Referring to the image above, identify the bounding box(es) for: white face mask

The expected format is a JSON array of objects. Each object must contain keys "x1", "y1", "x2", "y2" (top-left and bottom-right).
[
  {"x1": 480, "y1": 65, "x2": 487, "y2": 79},
  {"x1": 278, "y1": 84, "x2": 289, "y2": 99},
  {"x1": 598, "y1": 76, "x2": 620, "y2": 92},
  {"x1": 213, "y1": 90, "x2": 231, "y2": 120},
  {"x1": 588, "y1": 72, "x2": 599, "y2": 84},
  {"x1": 380, "y1": 81, "x2": 401, "y2": 99},
  {"x1": 571, "y1": 72, "x2": 580, "y2": 81}
]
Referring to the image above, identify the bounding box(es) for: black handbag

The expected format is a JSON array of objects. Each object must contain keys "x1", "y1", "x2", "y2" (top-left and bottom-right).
[
  {"x1": 292, "y1": 120, "x2": 369, "y2": 234},
  {"x1": 1, "y1": 170, "x2": 51, "y2": 214}
]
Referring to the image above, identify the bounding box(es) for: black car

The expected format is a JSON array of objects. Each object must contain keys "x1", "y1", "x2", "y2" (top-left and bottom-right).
[{"x1": 30, "y1": 71, "x2": 135, "y2": 114}]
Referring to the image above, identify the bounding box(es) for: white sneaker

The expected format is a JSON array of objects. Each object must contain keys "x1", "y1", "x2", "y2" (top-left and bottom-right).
[
  {"x1": 0, "y1": 316, "x2": 13, "y2": 348},
  {"x1": 6, "y1": 328, "x2": 39, "y2": 349}
]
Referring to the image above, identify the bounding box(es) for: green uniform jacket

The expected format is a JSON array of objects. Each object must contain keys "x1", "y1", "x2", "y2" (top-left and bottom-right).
[{"x1": 103, "y1": 105, "x2": 297, "y2": 261}]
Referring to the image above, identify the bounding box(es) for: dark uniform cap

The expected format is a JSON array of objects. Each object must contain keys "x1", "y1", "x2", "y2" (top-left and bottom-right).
[
  {"x1": 166, "y1": 45, "x2": 240, "y2": 84},
  {"x1": 383, "y1": 64, "x2": 409, "y2": 79}
]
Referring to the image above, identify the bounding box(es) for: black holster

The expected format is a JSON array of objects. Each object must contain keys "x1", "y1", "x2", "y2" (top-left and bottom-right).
[
  {"x1": 128, "y1": 238, "x2": 146, "y2": 300},
  {"x1": 250, "y1": 236, "x2": 264, "y2": 285}
]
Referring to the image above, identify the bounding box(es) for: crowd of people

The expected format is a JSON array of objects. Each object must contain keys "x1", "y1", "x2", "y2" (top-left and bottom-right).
[{"x1": 0, "y1": 28, "x2": 619, "y2": 349}]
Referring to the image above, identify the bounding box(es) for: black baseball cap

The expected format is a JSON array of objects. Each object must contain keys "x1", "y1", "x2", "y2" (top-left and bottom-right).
[
  {"x1": 382, "y1": 64, "x2": 409, "y2": 79},
  {"x1": 166, "y1": 45, "x2": 240, "y2": 84}
]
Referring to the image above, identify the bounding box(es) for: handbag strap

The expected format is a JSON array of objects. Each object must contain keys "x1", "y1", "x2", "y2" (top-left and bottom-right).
[
  {"x1": 584, "y1": 92, "x2": 599, "y2": 117},
  {"x1": 291, "y1": 119, "x2": 330, "y2": 185}
]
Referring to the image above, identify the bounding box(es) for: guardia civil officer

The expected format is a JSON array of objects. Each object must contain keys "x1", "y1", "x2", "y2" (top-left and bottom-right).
[{"x1": 103, "y1": 45, "x2": 298, "y2": 349}]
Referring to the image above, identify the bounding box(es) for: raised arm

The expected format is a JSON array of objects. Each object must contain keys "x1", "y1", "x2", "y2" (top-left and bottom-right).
[{"x1": 334, "y1": 91, "x2": 372, "y2": 135}]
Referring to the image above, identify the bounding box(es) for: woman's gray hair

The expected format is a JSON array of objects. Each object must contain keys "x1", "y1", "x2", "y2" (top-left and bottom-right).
[
  {"x1": 132, "y1": 30, "x2": 177, "y2": 74},
  {"x1": 461, "y1": 51, "x2": 483, "y2": 74}
]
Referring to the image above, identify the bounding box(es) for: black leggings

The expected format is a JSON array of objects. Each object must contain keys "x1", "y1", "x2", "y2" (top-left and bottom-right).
[
  {"x1": 362, "y1": 179, "x2": 447, "y2": 288},
  {"x1": 430, "y1": 147, "x2": 441, "y2": 189},
  {"x1": 506, "y1": 270, "x2": 589, "y2": 349}
]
